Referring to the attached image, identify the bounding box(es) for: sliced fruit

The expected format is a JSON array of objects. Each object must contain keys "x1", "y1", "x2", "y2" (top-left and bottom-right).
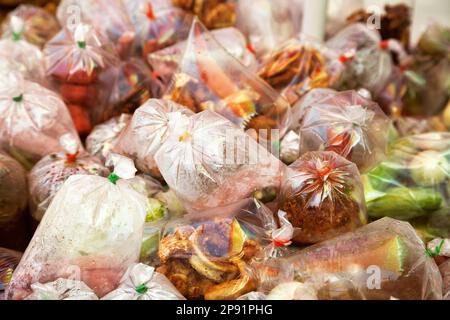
[{"x1": 229, "y1": 219, "x2": 247, "y2": 257}]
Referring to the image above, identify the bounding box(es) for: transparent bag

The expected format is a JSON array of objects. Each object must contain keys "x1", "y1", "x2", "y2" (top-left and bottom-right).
[
  {"x1": 298, "y1": 90, "x2": 391, "y2": 173},
  {"x1": 114, "y1": 99, "x2": 193, "y2": 177},
  {"x1": 102, "y1": 263, "x2": 185, "y2": 300},
  {"x1": 6, "y1": 155, "x2": 148, "y2": 299},
  {"x1": 29, "y1": 134, "x2": 109, "y2": 222},
  {"x1": 364, "y1": 132, "x2": 450, "y2": 222},
  {"x1": 1, "y1": 4, "x2": 60, "y2": 49},
  {"x1": 154, "y1": 110, "x2": 284, "y2": 213},
  {"x1": 0, "y1": 248, "x2": 22, "y2": 294},
  {"x1": 24, "y1": 278, "x2": 98, "y2": 300},
  {"x1": 156, "y1": 198, "x2": 276, "y2": 300},
  {"x1": 44, "y1": 23, "x2": 121, "y2": 136},
  {"x1": 164, "y1": 18, "x2": 291, "y2": 139},
  {"x1": 278, "y1": 151, "x2": 367, "y2": 244},
  {"x1": 0, "y1": 73, "x2": 81, "y2": 169}
]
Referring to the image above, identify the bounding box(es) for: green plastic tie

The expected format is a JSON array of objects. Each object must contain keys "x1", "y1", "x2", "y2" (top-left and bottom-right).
[
  {"x1": 77, "y1": 41, "x2": 86, "y2": 49},
  {"x1": 425, "y1": 239, "x2": 445, "y2": 258},
  {"x1": 107, "y1": 173, "x2": 120, "y2": 185},
  {"x1": 135, "y1": 283, "x2": 148, "y2": 295},
  {"x1": 12, "y1": 94, "x2": 23, "y2": 102},
  {"x1": 12, "y1": 31, "x2": 21, "y2": 42}
]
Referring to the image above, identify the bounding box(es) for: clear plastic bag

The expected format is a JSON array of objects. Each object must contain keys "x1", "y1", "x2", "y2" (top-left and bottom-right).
[
  {"x1": 6, "y1": 155, "x2": 148, "y2": 300},
  {"x1": 236, "y1": 0, "x2": 303, "y2": 57},
  {"x1": 102, "y1": 263, "x2": 185, "y2": 300},
  {"x1": 364, "y1": 132, "x2": 450, "y2": 221},
  {"x1": 0, "y1": 16, "x2": 46, "y2": 85},
  {"x1": 44, "y1": 23, "x2": 121, "y2": 136},
  {"x1": 164, "y1": 18, "x2": 291, "y2": 139},
  {"x1": 124, "y1": 0, "x2": 193, "y2": 58},
  {"x1": 114, "y1": 99, "x2": 194, "y2": 177},
  {"x1": 275, "y1": 218, "x2": 443, "y2": 300},
  {"x1": 147, "y1": 26, "x2": 258, "y2": 96},
  {"x1": 154, "y1": 110, "x2": 285, "y2": 213},
  {"x1": 57, "y1": 0, "x2": 136, "y2": 59},
  {"x1": 24, "y1": 278, "x2": 98, "y2": 300},
  {"x1": 298, "y1": 90, "x2": 391, "y2": 173},
  {"x1": 86, "y1": 114, "x2": 131, "y2": 164},
  {"x1": 1, "y1": 4, "x2": 60, "y2": 49},
  {"x1": 156, "y1": 198, "x2": 276, "y2": 300},
  {"x1": 278, "y1": 151, "x2": 367, "y2": 244},
  {"x1": 1, "y1": 248, "x2": 22, "y2": 294},
  {"x1": 0, "y1": 73, "x2": 81, "y2": 169},
  {"x1": 29, "y1": 134, "x2": 110, "y2": 222}
]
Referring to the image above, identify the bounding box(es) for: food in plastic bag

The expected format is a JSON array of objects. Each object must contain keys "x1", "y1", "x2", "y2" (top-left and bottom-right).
[
  {"x1": 29, "y1": 134, "x2": 109, "y2": 222},
  {"x1": 154, "y1": 110, "x2": 285, "y2": 213},
  {"x1": 440, "y1": 259, "x2": 450, "y2": 300},
  {"x1": 0, "y1": 16, "x2": 46, "y2": 85},
  {"x1": 114, "y1": 99, "x2": 193, "y2": 177},
  {"x1": 164, "y1": 18, "x2": 291, "y2": 138},
  {"x1": 298, "y1": 90, "x2": 391, "y2": 173},
  {"x1": 364, "y1": 132, "x2": 450, "y2": 221},
  {"x1": 417, "y1": 23, "x2": 450, "y2": 57},
  {"x1": 86, "y1": 114, "x2": 131, "y2": 163},
  {"x1": 124, "y1": 0, "x2": 193, "y2": 58},
  {"x1": 0, "y1": 73, "x2": 81, "y2": 169},
  {"x1": 147, "y1": 26, "x2": 258, "y2": 95},
  {"x1": 156, "y1": 198, "x2": 276, "y2": 300},
  {"x1": 278, "y1": 151, "x2": 367, "y2": 244},
  {"x1": 57, "y1": 0, "x2": 136, "y2": 59},
  {"x1": 258, "y1": 38, "x2": 341, "y2": 105},
  {"x1": 238, "y1": 282, "x2": 318, "y2": 300},
  {"x1": 44, "y1": 23, "x2": 121, "y2": 135},
  {"x1": 25, "y1": 278, "x2": 98, "y2": 300},
  {"x1": 236, "y1": 0, "x2": 303, "y2": 57},
  {"x1": 263, "y1": 218, "x2": 443, "y2": 300},
  {"x1": 172, "y1": 0, "x2": 235, "y2": 29},
  {"x1": 6, "y1": 155, "x2": 148, "y2": 300},
  {"x1": 102, "y1": 263, "x2": 185, "y2": 300},
  {"x1": 0, "y1": 150, "x2": 28, "y2": 251},
  {"x1": 1, "y1": 248, "x2": 22, "y2": 293},
  {"x1": 1, "y1": 4, "x2": 60, "y2": 49},
  {"x1": 326, "y1": 23, "x2": 395, "y2": 96}
]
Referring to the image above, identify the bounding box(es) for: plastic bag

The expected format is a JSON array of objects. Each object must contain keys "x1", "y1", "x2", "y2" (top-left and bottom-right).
[
  {"x1": 0, "y1": 16, "x2": 46, "y2": 85},
  {"x1": 86, "y1": 114, "x2": 131, "y2": 163},
  {"x1": 102, "y1": 263, "x2": 185, "y2": 300},
  {"x1": 278, "y1": 151, "x2": 367, "y2": 244},
  {"x1": 0, "y1": 73, "x2": 81, "y2": 169},
  {"x1": 29, "y1": 134, "x2": 110, "y2": 222},
  {"x1": 44, "y1": 23, "x2": 121, "y2": 136},
  {"x1": 1, "y1": 248, "x2": 22, "y2": 295},
  {"x1": 1, "y1": 4, "x2": 60, "y2": 49},
  {"x1": 164, "y1": 18, "x2": 291, "y2": 138},
  {"x1": 364, "y1": 132, "x2": 450, "y2": 221},
  {"x1": 156, "y1": 198, "x2": 276, "y2": 300},
  {"x1": 114, "y1": 99, "x2": 194, "y2": 177},
  {"x1": 147, "y1": 26, "x2": 258, "y2": 95},
  {"x1": 298, "y1": 90, "x2": 391, "y2": 173},
  {"x1": 57, "y1": 0, "x2": 136, "y2": 59},
  {"x1": 124, "y1": 0, "x2": 193, "y2": 58},
  {"x1": 236, "y1": 0, "x2": 303, "y2": 57},
  {"x1": 6, "y1": 155, "x2": 148, "y2": 300},
  {"x1": 257, "y1": 38, "x2": 342, "y2": 105},
  {"x1": 154, "y1": 110, "x2": 285, "y2": 213},
  {"x1": 172, "y1": 0, "x2": 236, "y2": 30},
  {"x1": 25, "y1": 278, "x2": 98, "y2": 300}
]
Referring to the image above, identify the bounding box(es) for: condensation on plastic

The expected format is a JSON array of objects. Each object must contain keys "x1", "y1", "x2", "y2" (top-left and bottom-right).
[
  {"x1": 236, "y1": 0, "x2": 303, "y2": 57},
  {"x1": 364, "y1": 132, "x2": 450, "y2": 222},
  {"x1": 6, "y1": 166, "x2": 148, "y2": 300},
  {"x1": 57, "y1": 0, "x2": 135, "y2": 59},
  {"x1": 154, "y1": 110, "x2": 285, "y2": 213},
  {"x1": 25, "y1": 278, "x2": 98, "y2": 300},
  {"x1": 1, "y1": 4, "x2": 60, "y2": 49},
  {"x1": 102, "y1": 263, "x2": 185, "y2": 300},
  {"x1": 86, "y1": 114, "x2": 131, "y2": 163},
  {"x1": 164, "y1": 18, "x2": 291, "y2": 138},
  {"x1": 0, "y1": 73, "x2": 81, "y2": 168},
  {"x1": 114, "y1": 99, "x2": 194, "y2": 177},
  {"x1": 279, "y1": 151, "x2": 367, "y2": 245},
  {"x1": 298, "y1": 90, "x2": 391, "y2": 173},
  {"x1": 276, "y1": 218, "x2": 443, "y2": 300},
  {"x1": 28, "y1": 141, "x2": 110, "y2": 222},
  {"x1": 156, "y1": 198, "x2": 276, "y2": 300}
]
